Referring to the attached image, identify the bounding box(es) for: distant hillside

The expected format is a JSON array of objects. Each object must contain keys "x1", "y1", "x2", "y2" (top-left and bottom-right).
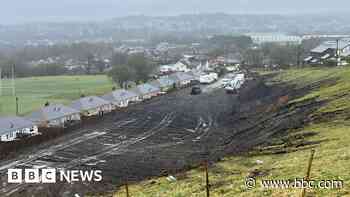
[{"x1": 1, "y1": 13, "x2": 350, "y2": 46}]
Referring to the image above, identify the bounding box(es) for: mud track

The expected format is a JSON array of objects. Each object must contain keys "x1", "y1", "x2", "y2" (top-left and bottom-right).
[{"x1": 0, "y1": 74, "x2": 323, "y2": 197}]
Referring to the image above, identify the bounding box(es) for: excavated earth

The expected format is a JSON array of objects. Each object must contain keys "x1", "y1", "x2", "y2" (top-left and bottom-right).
[{"x1": 0, "y1": 72, "x2": 326, "y2": 197}]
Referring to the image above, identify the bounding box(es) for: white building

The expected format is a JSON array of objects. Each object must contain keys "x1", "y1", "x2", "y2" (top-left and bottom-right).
[
  {"x1": 246, "y1": 33, "x2": 302, "y2": 45},
  {"x1": 149, "y1": 76, "x2": 176, "y2": 93},
  {"x1": 27, "y1": 104, "x2": 81, "y2": 128},
  {"x1": 70, "y1": 96, "x2": 114, "y2": 117},
  {"x1": 199, "y1": 73, "x2": 218, "y2": 84},
  {"x1": 102, "y1": 89, "x2": 140, "y2": 108},
  {"x1": 159, "y1": 61, "x2": 190, "y2": 74},
  {"x1": 0, "y1": 117, "x2": 38, "y2": 142},
  {"x1": 130, "y1": 83, "x2": 161, "y2": 100},
  {"x1": 169, "y1": 72, "x2": 195, "y2": 87}
]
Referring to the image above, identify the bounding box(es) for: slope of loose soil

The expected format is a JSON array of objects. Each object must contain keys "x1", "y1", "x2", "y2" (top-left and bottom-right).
[{"x1": 109, "y1": 67, "x2": 350, "y2": 197}]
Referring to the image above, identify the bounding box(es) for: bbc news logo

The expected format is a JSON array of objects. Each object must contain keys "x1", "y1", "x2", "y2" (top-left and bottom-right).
[{"x1": 8, "y1": 169, "x2": 102, "y2": 184}]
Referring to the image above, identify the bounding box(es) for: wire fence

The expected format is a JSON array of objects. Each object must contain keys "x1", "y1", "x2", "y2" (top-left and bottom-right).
[{"x1": 113, "y1": 150, "x2": 317, "y2": 197}]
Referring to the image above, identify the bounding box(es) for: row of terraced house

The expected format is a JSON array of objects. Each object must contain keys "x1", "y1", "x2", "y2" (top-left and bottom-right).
[{"x1": 0, "y1": 72, "x2": 196, "y2": 142}]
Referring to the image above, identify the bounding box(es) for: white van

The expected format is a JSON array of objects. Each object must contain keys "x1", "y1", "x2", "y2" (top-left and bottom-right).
[{"x1": 225, "y1": 73, "x2": 245, "y2": 94}]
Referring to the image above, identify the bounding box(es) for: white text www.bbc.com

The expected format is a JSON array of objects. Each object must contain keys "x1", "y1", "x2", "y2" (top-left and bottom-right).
[{"x1": 245, "y1": 177, "x2": 344, "y2": 190}]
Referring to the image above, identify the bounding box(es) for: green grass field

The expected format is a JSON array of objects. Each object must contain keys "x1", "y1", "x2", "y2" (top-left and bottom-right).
[
  {"x1": 108, "y1": 67, "x2": 350, "y2": 197},
  {"x1": 0, "y1": 75, "x2": 114, "y2": 116}
]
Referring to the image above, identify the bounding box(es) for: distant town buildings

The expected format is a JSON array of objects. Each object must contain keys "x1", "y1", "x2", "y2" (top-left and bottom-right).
[
  {"x1": 302, "y1": 35, "x2": 350, "y2": 40},
  {"x1": 304, "y1": 38, "x2": 350, "y2": 65},
  {"x1": 28, "y1": 55, "x2": 112, "y2": 75}
]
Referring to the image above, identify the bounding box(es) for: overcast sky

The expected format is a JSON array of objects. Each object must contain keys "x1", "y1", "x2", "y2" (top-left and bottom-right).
[{"x1": 1, "y1": 0, "x2": 350, "y2": 24}]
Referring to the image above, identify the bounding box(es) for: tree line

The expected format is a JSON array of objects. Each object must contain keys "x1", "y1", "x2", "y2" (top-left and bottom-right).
[
  {"x1": 108, "y1": 53, "x2": 156, "y2": 88},
  {"x1": 0, "y1": 42, "x2": 114, "y2": 77},
  {"x1": 0, "y1": 35, "x2": 322, "y2": 79}
]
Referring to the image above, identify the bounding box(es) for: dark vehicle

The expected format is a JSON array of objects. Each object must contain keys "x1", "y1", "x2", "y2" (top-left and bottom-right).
[
  {"x1": 225, "y1": 88, "x2": 237, "y2": 94},
  {"x1": 191, "y1": 86, "x2": 202, "y2": 95},
  {"x1": 190, "y1": 80, "x2": 200, "y2": 86}
]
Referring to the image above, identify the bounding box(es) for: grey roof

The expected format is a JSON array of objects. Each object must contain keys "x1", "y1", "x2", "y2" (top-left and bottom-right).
[
  {"x1": 27, "y1": 104, "x2": 80, "y2": 123},
  {"x1": 149, "y1": 80, "x2": 162, "y2": 88},
  {"x1": 149, "y1": 77, "x2": 175, "y2": 88},
  {"x1": 0, "y1": 116, "x2": 35, "y2": 135},
  {"x1": 70, "y1": 96, "x2": 111, "y2": 111},
  {"x1": 187, "y1": 70, "x2": 202, "y2": 79},
  {"x1": 311, "y1": 44, "x2": 334, "y2": 53},
  {"x1": 102, "y1": 89, "x2": 139, "y2": 103},
  {"x1": 169, "y1": 72, "x2": 195, "y2": 82},
  {"x1": 131, "y1": 83, "x2": 160, "y2": 96},
  {"x1": 304, "y1": 56, "x2": 313, "y2": 61}
]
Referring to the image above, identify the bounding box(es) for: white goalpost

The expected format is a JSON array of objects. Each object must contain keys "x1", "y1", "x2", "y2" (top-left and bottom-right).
[
  {"x1": 12, "y1": 64, "x2": 16, "y2": 96},
  {"x1": 0, "y1": 65, "x2": 16, "y2": 97},
  {"x1": 0, "y1": 67, "x2": 2, "y2": 96}
]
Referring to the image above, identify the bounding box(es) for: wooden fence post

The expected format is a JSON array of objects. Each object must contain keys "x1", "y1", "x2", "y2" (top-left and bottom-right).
[
  {"x1": 301, "y1": 149, "x2": 315, "y2": 197},
  {"x1": 205, "y1": 161, "x2": 210, "y2": 197},
  {"x1": 125, "y1": 183, "x2": 129, "y2": 197},
  {"x1": 15, "y1": 97, "x2": 19, "y2": 115},
  {"x1": 125, "y1": 177, "x2": 130, "y2": 197}
]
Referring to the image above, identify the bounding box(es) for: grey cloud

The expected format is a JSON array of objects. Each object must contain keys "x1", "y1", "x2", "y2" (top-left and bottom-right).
[{"x1": 0, "y1": 0, "x2": 349, "y2": 24}]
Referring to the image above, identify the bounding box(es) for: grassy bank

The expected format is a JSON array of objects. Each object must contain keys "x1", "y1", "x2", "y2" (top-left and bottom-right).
[
  {"x1": 0, "y1": 75, "x2": 114, "y2": 116},
  {"x1": 107, "y1": 67, "x2": 350, "y2": 197}
]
